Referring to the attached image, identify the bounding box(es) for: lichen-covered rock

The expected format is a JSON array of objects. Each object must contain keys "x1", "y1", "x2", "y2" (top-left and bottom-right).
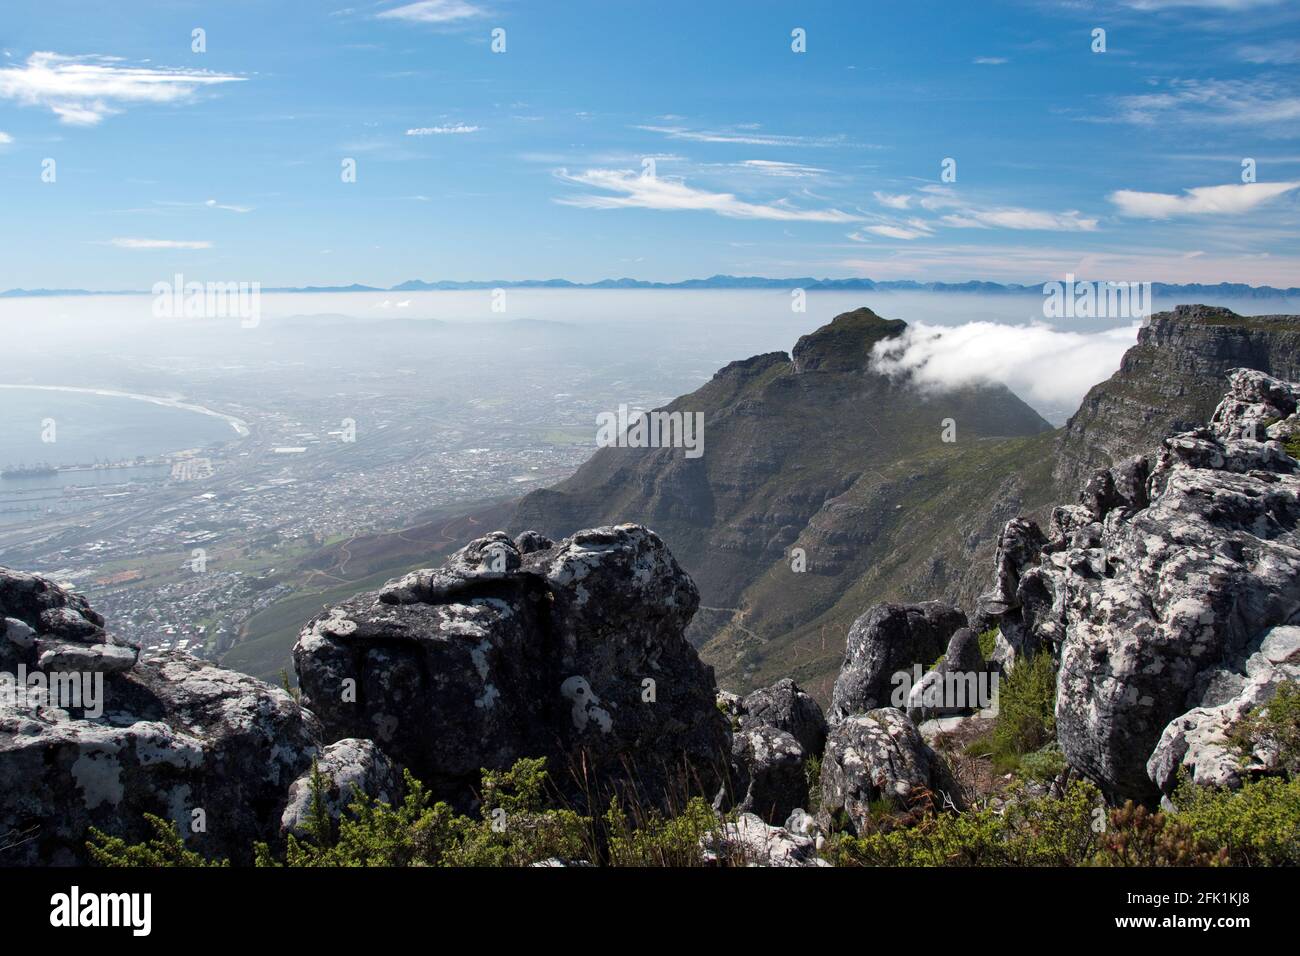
[
  {"x1": 740, "y1": 677, "x2": 827, "y2": 756},
  {"x1": 280, "y1": 738, "x2": 403, "y2": 837},
  {"x1": 723, "y1": 723, "x2": 808, "y2": 824},
  {"x1": 294, "y1": 524, "x2": 729, "y2": 811},
  {"x1": 829, "y1": 602, "x2": 967, "y2": 723},
  {"x1": 816, "y1": 707, "x2": 960, "y2": 834},
  {"x1": 700, "y1": 812, "x2": 828, "y2": 867},
  {"x1": 1148, "y1": 625, "x2": 1300, "y2": 793},
  {"x1": 0, "y1": 567, "x2": 324, "y2": 866},
  {"x1": 981, "y1": 368, "x2": 1300, "y2": 802}
]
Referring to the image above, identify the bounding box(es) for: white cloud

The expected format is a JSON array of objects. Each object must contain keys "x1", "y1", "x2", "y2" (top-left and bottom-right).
[
  {"x1": 873, "y1": 191, "x2": 912, "y2": 209},
  {"x1": 109, "y1": 238, "x2": 212, "y2": 250},
  {"x1": 1124, "y1": 0, "x2": 1282, "y2": 8},
  {"x1": 634, "y1": 125, "x2": 846, "y2": 148},
  {"x1": 376, "y1": 1, "x2": 486, "y2": 23},
  {"x1": 0, "y1": 52, "x2": 243, "y2": 126},
  {"x1": 0, "y1": 131, "x2": 11, "y2": 144},
  {"x1": 973, "y1": 57, "x2": 1008, "y2": 65},
  {"x1": 406, "y1": 123, "x2": 480, "y2": 135},
  {"x1": 871, "y1": 320, "x2": 1140, "y2": 410},
  {"x1": 941, "y1": 207, "x2": 1098, "y2": 231},
  {"x1": 1113, "y1": 78, "x2": 1300, "y2": 131},
  {"x1": 1238, "y1": 40, "x2": 1300, "y2": 65},
  {"x1": 1108, "y1": 181, "x2": 1300, "y2": 218},
  {"x1": 738, "y1": 160, "x2": 827, "y2": 178},
  {"x1": 852, "y1": 225, "x2": 930, "y2": 240},
  {"x1": 554, "y1": 167, "x2": 860, "y2": 222}
]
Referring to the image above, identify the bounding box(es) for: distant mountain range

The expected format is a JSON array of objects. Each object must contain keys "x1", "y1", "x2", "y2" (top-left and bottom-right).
[{"x1": 4, "y1": 275, "x2": 1299, "y2": 299}]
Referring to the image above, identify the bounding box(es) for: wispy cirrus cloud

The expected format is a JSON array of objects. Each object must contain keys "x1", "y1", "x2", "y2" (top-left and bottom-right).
[
  {"x1": 1112, "y1": 77, "x2": 1300, "y2": 131},
  {"x1": 942, "y1": 207, "x2": 1098, "y2": 231},
  {"x1": 0, "y1": 52, "x2": 243, "y2": 126},
  {"x1": 554, "y1": 167, "x2": 860, "y2": 222},
  {"x1": 1238, "y1": 40, "x2": 1300, "y2": 64},
  {"x1": 109, "y1": 238, "x2": 212, "y2": 250},
  {"x1": 737, "y1": 160, "x2": 828, "y2": 178},
  {"x1": 861, "y1": 186, "x2": 1098, "y2": 235},
  {"x1": 1123, "y1": 0, "x2": 1283, "y2": 9},
  {"x1": 973, "y1": 56, "x2": 1008, "y2": 65},
  {"x1": 1108, "y1": 181, "x2": 1300, "y2": 217},
  {"x1": 375, "y1": 1, "x2": 487, "y2": 24},
  {"x1": 634, "y1": 124, "x2": 850, "y2": 148},
  {"x1": 406, "y1": 123, "x2": 480, "y2": 135},
  {"x1": 154, "y1": 199, "x2": 254, "y2": 214}
]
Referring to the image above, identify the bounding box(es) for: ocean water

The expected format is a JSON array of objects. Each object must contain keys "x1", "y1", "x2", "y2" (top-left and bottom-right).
[{"x1": 0, "y1": 388, "x2": 238, "y2": 472}]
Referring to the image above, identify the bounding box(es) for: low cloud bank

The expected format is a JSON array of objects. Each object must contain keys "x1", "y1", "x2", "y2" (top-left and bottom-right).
[{"x1": 871, "y1": 320, "x2": 1141, "y2": 416}]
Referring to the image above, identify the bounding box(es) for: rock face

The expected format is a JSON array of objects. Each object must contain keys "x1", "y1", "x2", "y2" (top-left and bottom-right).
[
  {"x1": 829, "y1": 602, "x2": 968, "y2": 722},
  {"x1": 294, "y1": 524, "x2": 730, "y2": 811},
  {"x1": 1055, "y1": 306, "x2": 1300, "y2": 494},
  {"x1": 0, "y1": 568, "x2": 324, "y2": 865},
  {"x1": 817, "y1": 707, "x2": 960, "y2": 834},
  {"x1": 984, "y1": 368, "x2": 1300, "y2": 801}
]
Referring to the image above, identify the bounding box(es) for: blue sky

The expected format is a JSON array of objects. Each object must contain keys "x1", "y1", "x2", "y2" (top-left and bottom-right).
[{"x1": 1, "y1": 0, "x2": 1298, "y2": 289}]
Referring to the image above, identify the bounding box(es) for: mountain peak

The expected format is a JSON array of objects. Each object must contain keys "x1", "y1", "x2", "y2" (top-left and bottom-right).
[{"x1": 790, "y1": 307, "x2": 907, "y2": 373}]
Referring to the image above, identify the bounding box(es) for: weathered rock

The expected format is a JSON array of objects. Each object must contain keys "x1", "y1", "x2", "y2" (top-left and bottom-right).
[
  {"x1": 700, "y1": 811, "x2": 827, "y2": 867},
  {"x1": 740, "y1": 677, "x2": 827, "y2": 756},
  {"x1": 984, "y1": 369, "x2": 1300, "y2": 801},
  {"x1": 817, "y1": 707, "x2": 961, "y2": 834},
  {"x1": 829, "y1": 602, "x2": 967, "y2": 723},
  {"x1": 294, "y1": 524, "x2": 729, "y2": 812},
  {"x1": 1148, "y1": 624, "x2": 1300, "y2": 793},
  {"x1": 905, "y1": 628, "x2": 990, "y2": 723},
  {"x1": 280, "y1": 738, "x2": 404, "y2": 837},
  {"x1": 723, "y1": 723, "x2": 808, "y2": 824}
]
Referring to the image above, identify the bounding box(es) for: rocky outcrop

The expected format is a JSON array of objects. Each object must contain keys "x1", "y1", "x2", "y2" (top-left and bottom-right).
[
  {"x1": 294, "y1": 524, "x2": 730, "y2": 811},
  {"x1": 984, "y1": 367, "x2": 1300, "y2": 801},
  {"x1": 724, "y1": 723, "x2": 808, "y2": 823},
  {"x1": 0, "y1": 568, "x2": 326, "y2": 865},
  {"x1": 817, "y1": 707, "x2": 960, "y2": 834},
  {"x1": 280, "y1": 738, "x2": 404, "y2": 837},
  {"x1": 1055, "y1": 306, "x2": 1300, "y2": 494},
  {"x1": 740, "y1": 677, "x2": 827, "y2": 756},
  {"x1": 829, "y1": 602, "x2": 967, "y2": 722},
  {"x1": 714, "y1": 677, "x2": 826, "y2": 824}
]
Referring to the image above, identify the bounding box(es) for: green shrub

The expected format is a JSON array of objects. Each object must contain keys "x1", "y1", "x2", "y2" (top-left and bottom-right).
[
  {"x1": 804, "y1": 754, "x2": 822, "y2": 808},
  {"x1": 828, "y1": 779, "x2": 1102, "y2": 866},
  {"x1": 1018, "y1": 744, "x2": 1068, "y2": 784},
  {"x1": 990, "y1": 651, "x2": 1057, "y2": 758},
  {"x1": 1231, "y1": 680, "x2": 1300, "y2": 776},
  {"x1": 604, "y1": 796, "x2": 721, "y2": 867},
  {"x1": 88, "y1": 814, "x2": 229, "y2": 867},
  {"x1": 1171, "y1": 776, "x2": 1300, "y2": 866},
  {"x1": 264, "y1": 758, "x2": 593, "y2": 867},
  {"x1": 976, "y1": 628, "x2": 998, "y2": 660}
]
